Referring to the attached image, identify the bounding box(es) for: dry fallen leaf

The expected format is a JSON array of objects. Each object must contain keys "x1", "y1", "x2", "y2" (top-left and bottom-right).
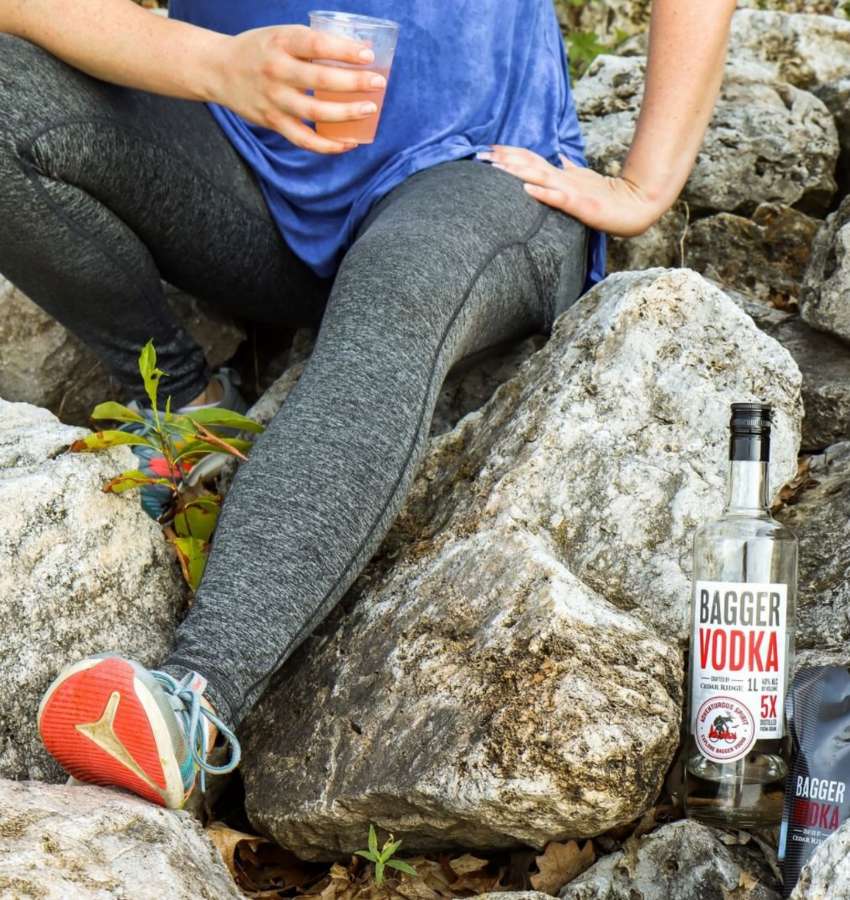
[
  {"x1": 449, "y1": 854, "x2": 490, "y2": 877},
  {"x1": 206, "y1": 821, "x2": 324, "y2": 896},
  {"x1": 772, "y1": 457, "x2": 817, "y2": 511},
  {"x1": 530, "y1": 840, "x2": 595, "y2": 894},
  {"x1": 403, "y1": 857, "x2": 455, "y2": 896},
  {"x1": 739, "y1": 871, "x2": 759, "y2": 890},
  {"x1": 722, "y1": 868, "x2": 762, "y2": 899},
  {"x1": 719, "y1": 830, "x2": 753, "y2": 847},
  {"x1": 206, "y1": 822, "x2": 269, "y2": 879}
]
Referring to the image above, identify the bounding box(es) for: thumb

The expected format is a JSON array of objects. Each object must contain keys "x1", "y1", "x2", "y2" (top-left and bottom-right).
[{"x1": 558, "y1": 153, "x2": 578, "y2": 169}]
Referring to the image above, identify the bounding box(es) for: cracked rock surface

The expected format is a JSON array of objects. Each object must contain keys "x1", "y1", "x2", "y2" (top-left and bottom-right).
[{"x1": 241, "y1": 270, "x2": 801, "y2": 860}]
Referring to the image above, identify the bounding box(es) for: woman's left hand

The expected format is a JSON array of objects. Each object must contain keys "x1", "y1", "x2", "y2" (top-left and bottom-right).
[{"x1": 479, "y1": 146, "x2": 664, "y2": 238}]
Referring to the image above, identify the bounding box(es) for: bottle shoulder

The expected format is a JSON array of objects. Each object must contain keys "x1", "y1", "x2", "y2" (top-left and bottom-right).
[{"x1": 695, "y1": 514, "x2": 798, "y2": 544}]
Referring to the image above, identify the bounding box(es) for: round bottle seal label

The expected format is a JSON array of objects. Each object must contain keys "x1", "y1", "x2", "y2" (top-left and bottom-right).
[{"x1": 695, "y1": 695, "x2": 756, "y2": 763}]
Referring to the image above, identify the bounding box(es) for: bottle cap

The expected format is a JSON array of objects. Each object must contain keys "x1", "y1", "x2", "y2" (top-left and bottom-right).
[{"x1": 729, "y1": 402, "x2": 772, "y2": 461}]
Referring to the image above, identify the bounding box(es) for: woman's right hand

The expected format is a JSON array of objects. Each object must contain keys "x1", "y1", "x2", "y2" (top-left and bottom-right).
[{"x1": 207, "y1": 25, "x2": 386, "y2": 154}]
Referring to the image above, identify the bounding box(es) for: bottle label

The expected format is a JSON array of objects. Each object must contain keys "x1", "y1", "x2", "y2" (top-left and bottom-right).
[{"x1": 691, "y1": 580, "x2": 787, "y2": 763}]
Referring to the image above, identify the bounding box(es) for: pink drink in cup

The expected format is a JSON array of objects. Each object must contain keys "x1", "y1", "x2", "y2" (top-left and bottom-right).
[{"x1": 308, "y1": 11, "x2": 399, "y2": 145}]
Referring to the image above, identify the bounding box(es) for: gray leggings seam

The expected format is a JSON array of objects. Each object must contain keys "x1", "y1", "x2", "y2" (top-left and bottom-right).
[
  {"x1": 237, "y1": 201, "x2": 551, "y2": 710},
  {"x1": 523, "y1": 234, "x2": 547, "y2": 323}
]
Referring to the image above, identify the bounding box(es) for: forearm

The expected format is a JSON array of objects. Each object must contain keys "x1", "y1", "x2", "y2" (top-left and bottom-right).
[
  {"x1": 622, "y1": 0, "x2": 736, "y2": 216},
  {"x1": 0, "y1": 0, "x2": 225, "y2": 102}
]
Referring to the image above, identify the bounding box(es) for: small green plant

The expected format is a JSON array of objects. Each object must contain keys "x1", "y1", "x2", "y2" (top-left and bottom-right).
[
  {"x1": 566, "y1": 26, "x2": 631, "y2": 80},
  {"x1": 355, "y1": 824, "x2": 417, "y2": 886},
  {"x1": 70, "y1": 340, "x2": 264, "y2": 590}
]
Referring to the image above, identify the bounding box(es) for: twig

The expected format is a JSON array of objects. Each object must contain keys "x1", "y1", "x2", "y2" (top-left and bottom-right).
[
  {"x1": 678, "y1": 201, "x2": 691, "y2": 268},
  {"x1": 189, "y1": 420, "x2": 249, "y2": 461}
]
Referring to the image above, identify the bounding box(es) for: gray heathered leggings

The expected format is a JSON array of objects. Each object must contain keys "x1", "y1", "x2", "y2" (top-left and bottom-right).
[{"x1": 0, "y1": 34, "x2": 588, "y2": 728}]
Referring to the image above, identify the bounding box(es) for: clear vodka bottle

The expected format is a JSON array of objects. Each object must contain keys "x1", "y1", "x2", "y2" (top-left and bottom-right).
[{"x1": 683, "y1": 403, "x2": 798, "y2": 828}]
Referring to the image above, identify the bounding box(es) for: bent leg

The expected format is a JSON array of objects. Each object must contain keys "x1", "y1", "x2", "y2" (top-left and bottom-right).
[
  {"x1": 163, "y1": 159, "x2": 588, "y2": 724},
  {"x1": 0, "y1": 35, "x2": 325, "y2": 407}
]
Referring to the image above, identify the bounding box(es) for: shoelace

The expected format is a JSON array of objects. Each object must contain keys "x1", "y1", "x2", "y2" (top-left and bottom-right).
[{"x1": 151, "y1": 670, "x2": 242, "y2": 793}]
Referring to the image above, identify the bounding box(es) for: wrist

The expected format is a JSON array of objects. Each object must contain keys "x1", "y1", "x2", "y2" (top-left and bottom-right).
[
  {"x1": 183, "y1": 29, "x2": 233, "y2": 104},
  {"x1": 620, "y1": 161, "x2": 681, "y2": 225}
]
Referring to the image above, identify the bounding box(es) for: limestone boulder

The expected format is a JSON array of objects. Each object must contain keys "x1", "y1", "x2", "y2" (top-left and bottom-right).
[
  {"x1": 241, "y1": 269, "x2": 801, "y2": 861},
  {"x1": 480, "y1": 895, "x2": 551, "y2": 900},
  {"x1": 612, "y1": 204, "x2": 819, "y2": 305},
  {"x1": 556, "y1": 1, "x2": 847, "y2": 50},
  {"x1": 576, "y1": 56, "x2": 838, "y2": 215},
  {"x1": 727, "y1": 9, "x2": 850, "y2": 90},
  {"x1": 722, "y1": 10, "x2": 850, "y2": 192},
  {"x1": 432, "y1": 336, "x2": 546, "y2": 436},
  {"x1": 737, "y1": 0, "x2": 847, "y2": 13},
  {"x1": 606, "y1": 205, "x2": 687, "y2": 274},
  {"x1": 685, "y1": 204, "x2": 819, "y2": 308},
  {"x1": 721, "y1": 288, "x2": 850, "y2": 451},
  {"x1": 776, "y1": 441, "x2": 850, "y2": 657},
  {"x1": 559, "y1": 820, "x2": 780, "y2": 899},
  {"x1": 554, "y1": 0, "x2": 650, "y2": 43},
  {"x1": 814, "y1": 77, "x2": 850, "y2": 191},
  {"x1": 791, "y1": 815, "x2": 850, "y2": 899},
  {"x1": 0, "y1": 277, "x2": 119, "y2": 427},
  {"x1": 0, "y1": 400, "x2": 185, "y2": 781},
  {"x1": 761, "y1": 317, "x2": 850, "y2": 450},
  {"x1": 0, "y1": 779, "x2": 244, "y2": 899},
  {"x1": 802, "y1": 195, "x2": 850, "y2": 343},
  {"x1": 0, "y1": 275, "x2": 245, "y2": 426}
]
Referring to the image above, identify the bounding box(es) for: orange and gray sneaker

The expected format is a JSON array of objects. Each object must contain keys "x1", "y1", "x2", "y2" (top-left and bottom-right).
[{"x1": 37, "y1": 655, "x2": 240, "y2": 808}]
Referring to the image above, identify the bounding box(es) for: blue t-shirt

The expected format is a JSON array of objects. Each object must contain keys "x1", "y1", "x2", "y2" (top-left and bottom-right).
[{"x1": 169, "y1": 1, "x2": 606, "y2": 287}]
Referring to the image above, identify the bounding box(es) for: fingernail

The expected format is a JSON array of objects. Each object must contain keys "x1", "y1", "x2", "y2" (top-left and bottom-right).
[
  {"x1": 476, "y1": 151, "x2": 492, "y2": 161},
  {"x1": 370, "y1": 74, "x2": 387, "y2": 88},
  {"x1": 359, "y1": 48, "x2": 375, "y2": 62},
  {"x1": 359, "y1": 102, "x2": 378, "y2": 114}
]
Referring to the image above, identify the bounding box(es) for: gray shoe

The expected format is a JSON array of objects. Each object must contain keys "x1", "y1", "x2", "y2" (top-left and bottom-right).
[
  {"x1": 181, "y1": 368, "x2": 254, "y2": 488},
  {"x1": 177, "y1": 367, "x2": 248, "y2": 416}
]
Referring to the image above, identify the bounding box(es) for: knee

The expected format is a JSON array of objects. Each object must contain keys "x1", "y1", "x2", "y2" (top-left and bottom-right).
[
  {"x1": 0, "y1": 34, "x2": 104, "y2": 187},
  {"x1": 0, "y1": 33, "x2": 56, "y2": 98},
  {"x1": 0, "y1": 34, "x2": 90, "y2": 145},
  {"x1": 0, "y1": 36, "x2": 46, "y2": 143}
]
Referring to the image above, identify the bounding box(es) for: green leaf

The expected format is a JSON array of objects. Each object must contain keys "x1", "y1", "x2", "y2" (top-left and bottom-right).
[
  {"x1": 355, "y1": 850, "x2": 378, "y2": 863},
  {"x1": 138, "y1": 340, "x2": 156, "y2": 384},
  {"x1": 383, "y1": 839, "x2": 403, "y2": 860},
  {"x1": 566, "y1": 28, "x2": 608, "y2": 79},
  {"x1": 386, "y1": 860, "x2": 417, "y2": 877},
  {"x1": 368, "y1": 824, "x2": 378, "y2": 856},
  {"x1": 103, "y1": 469, "x2": 172, "y2": 495},
  {"x1": 171, "y1": 536, "x2": 208, "y2": 592},
  {"x1": 138, "y1": 340, "x2": 167, "y2": 413},
  {"x1": 178, "y1": 407, "x2": 265, "y2": 434},
  {"x1": 173, "y1": 496, "x2": 220, "y2": 542},
  {"x1": 70, "y1": 430, "x2": 156, "y2": 452},
  {"x1": 173, "y1": 438, "x2": 252, "y2": 464},
  {"x1": 89, "y1": 402, "x2": 146, "y2": 425}
]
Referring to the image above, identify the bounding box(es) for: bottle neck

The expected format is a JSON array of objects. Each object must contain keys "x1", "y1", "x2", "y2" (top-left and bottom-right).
[{"x1": 724, "y1": 460, "x2": 770, "y2": 513}]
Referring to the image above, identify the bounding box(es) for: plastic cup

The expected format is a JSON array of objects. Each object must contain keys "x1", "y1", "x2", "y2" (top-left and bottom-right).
[{"x1": 308, "y1": 10, "x2": 400, "y2": 145}]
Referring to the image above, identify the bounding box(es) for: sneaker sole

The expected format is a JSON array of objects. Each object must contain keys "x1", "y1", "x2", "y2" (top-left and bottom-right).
[{"x1": 37, "y1": 657, "x2": 186, "y2": 808}]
